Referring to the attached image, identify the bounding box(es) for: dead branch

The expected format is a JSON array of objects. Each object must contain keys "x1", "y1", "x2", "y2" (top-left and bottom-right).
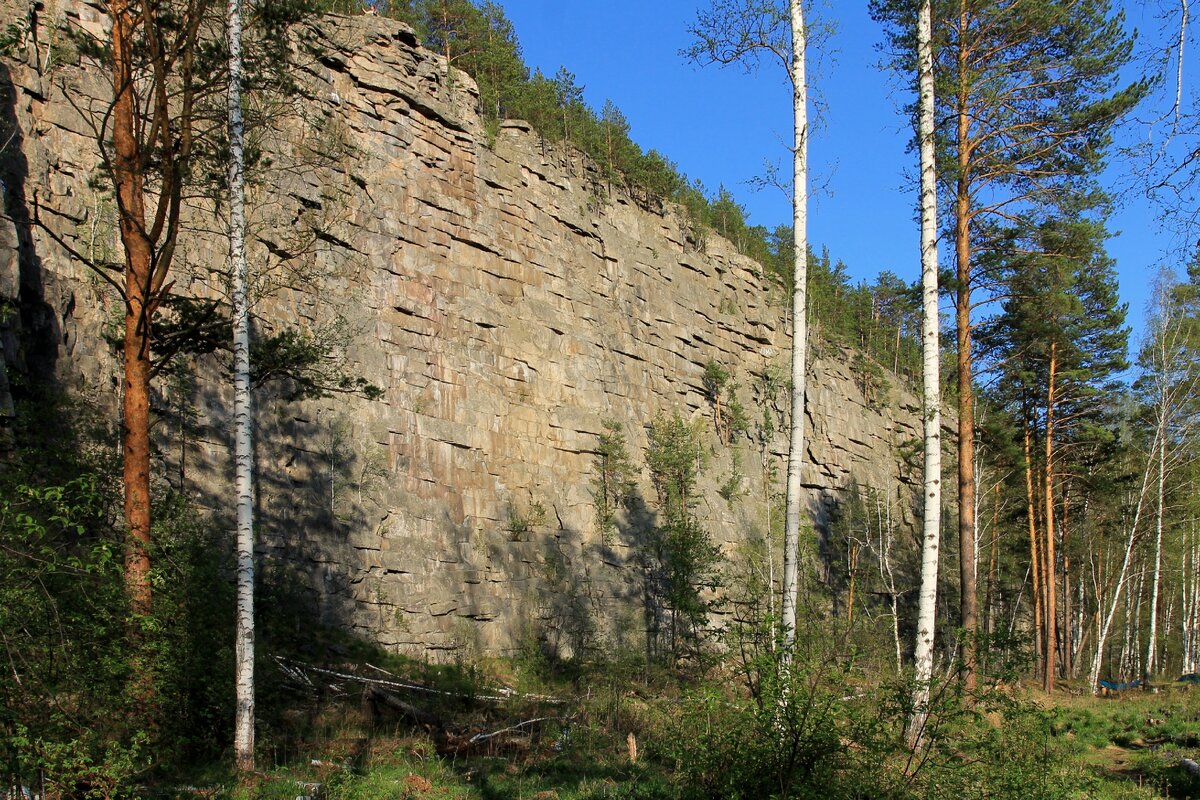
[
  {"x1": 274, "y1": 656, "x2": 565, "y2": 704},
  {"x1": 467, "y1": 716, "x2": 560, "y2": 744}
]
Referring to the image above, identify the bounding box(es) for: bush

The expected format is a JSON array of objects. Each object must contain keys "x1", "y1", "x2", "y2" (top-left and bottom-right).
[
  {"x1": 0, "y1": 391, "x2": 236, "y2": 794},
  {"x1": 661, "y1": 638, "x2": 902, "y2": 800}
]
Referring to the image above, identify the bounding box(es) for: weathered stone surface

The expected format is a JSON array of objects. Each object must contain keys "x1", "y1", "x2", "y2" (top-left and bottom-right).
[{"x1": 1, "y1": 4, "x2": 940, "y2": 658}]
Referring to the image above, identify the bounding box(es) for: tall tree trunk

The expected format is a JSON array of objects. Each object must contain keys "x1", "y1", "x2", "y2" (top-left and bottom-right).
[
  {"x1": 953, "y1": 0, "x2": 978, "y2": 697},
  {"x1": 1023, "y1": 415, "x2": 1044, "y2": 679},
  {"x1": 985, "y1": 490, "x2": 999, "y2": 654},
  {"x1": 229, "y1": 0, "x2": 256, "y2": 773},
  {"x1": 781, "y1": 0, "x2": 809, "y2": 653},
  {"x1": 876, "y1": 490, "x2": 903, "y2": 674},
  {"x1": 1146, "y1": 422, "x2": 1166, "y2": 683},
  {"x1": 112, "y1": 0, "x2": 154, "y2": 625},
  {"x1": 847, "y1": 542, "x2": 858, "y2": 625},
  {"x1": 1092, "y1": 526, "x2": 1138, "y2": 691},
  {"x1": 1184, "y1": 525, "x2": 1199, "y2": 673},
  {"x1": 1062, "y1": 487, "x2": 1073, "y2": 678},
  {"x1": 1043, "y1": 343, "x2": 1058, "y2": 692},
  {"x1": 1090, "y1": 457, "x2": 1154, "y2": 693},
  {"x1": 906, "y1": 0, "x2": 941, "y2": 749},
  {"x1": 1132, "y1": 569, "x2": 1146, "y2": 678}
]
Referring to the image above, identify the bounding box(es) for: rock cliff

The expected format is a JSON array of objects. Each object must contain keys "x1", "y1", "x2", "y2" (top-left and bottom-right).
[{"x1": 0, "y1": 6, "x2": 928, "y2": 658}]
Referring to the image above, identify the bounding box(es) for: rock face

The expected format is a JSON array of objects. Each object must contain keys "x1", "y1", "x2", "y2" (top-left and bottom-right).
[{"x1": 1, "y1": 6, "x2": 929, "y2": 658}]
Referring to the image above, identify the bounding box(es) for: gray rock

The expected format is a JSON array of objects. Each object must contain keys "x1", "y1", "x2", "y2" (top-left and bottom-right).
[{"x1": 2, "y1": 2, "x2": 938, "y2": 659}]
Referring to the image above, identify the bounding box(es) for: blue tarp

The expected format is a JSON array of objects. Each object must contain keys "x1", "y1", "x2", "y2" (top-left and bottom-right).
[{"x1": 1098, "y1": 679, "x2": 1142, "y2": 691}]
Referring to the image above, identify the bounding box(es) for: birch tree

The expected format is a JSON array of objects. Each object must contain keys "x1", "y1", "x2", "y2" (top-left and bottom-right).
[
  {"x1": 781, "y1": 0, "x2": 809, "y2": 653},
  {"x1": 1136, "y1": 268, "x2": 1200, "y2": 682},
  {"x1": 228, "y1": 0, "x2": 255, "y2": 773},
  {"x1": 686, "y1": 0, "x2": 809, "y2": 654},
  {"x1": 906, "y1": 0, "x2": 942, "y2": 748},
  {"x1": 63, "y1": 0, "x2": 312, "y2": 720},
  {"x1": 1088, "y1": 447, "x2": 1154, "y2": 693}
]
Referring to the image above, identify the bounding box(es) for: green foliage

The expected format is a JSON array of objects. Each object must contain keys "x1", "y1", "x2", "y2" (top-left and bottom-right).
[
  {"x1": 644, "y1": 411, "x2": 704, "y2": 522},
  {"x1": 505, "y1": 498, "x2": 547, "y2": 541},
  {"x1": 664, "y1": 627, "x2": 902, "y2": 800},
  {"x1": 701, "y1": 359, "x2": 731, "y2": 406},
  {"x1": 850, "y1": 350, "x2": 891, "y2": 409},
  {"x1": 718, "y1": 469, "x2": 744, "y2": 507},
  {"x1": 642, "y1": 412, "x2": 721, "y2": 665},
  {"x1": 918, "y1": 700, "x2": 1125, "y2": 800},
  {"x1": 252, "y1": 324, "x2": 384, "y2": 401},
  {"x1": 147, "y1": 294, "x2": 385, "y2": 401},
  {"x1": 702, "y1": 359, "x2": 744, "y2": 444},
  {"x1": 0, "y1": 391, "x2": 237, "y2": 794},
  {"x1": 0, "y1": 20, "x2": 26, "y2": 57},
  {"x1": 592, "y1": 420, "x2": 638, "y2": 539},
  {"x1": 757, "y1": 240, "x2": 924, "y2": 388}
]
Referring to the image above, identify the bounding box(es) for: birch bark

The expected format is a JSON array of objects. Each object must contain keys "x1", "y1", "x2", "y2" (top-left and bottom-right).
[
  {"x1": 1089, "y1": 444, "x2": 1155, "y2": 693},
  {"x1": 905, "y1": 0, "x2": 941, "y2": 749},
  {"x1": 781, "y1": 0, "x2": 809, "y2": 652},
  {"x1": 228, "y1": 0, "x2": 256, "y2": 772}
]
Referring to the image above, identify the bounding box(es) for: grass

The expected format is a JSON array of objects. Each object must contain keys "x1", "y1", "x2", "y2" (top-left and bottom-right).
[
  {"x1": 154, "y1": 637, "x2": 1200, "y2": 800},
  {"x1": 1046, "y1": 686, "x2": 1200, "y2": 798}
]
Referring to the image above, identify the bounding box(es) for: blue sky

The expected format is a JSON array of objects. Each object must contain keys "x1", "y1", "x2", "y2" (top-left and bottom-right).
[{"x1": 497, "y1": 0, "x2": 1196, "y2": 357}]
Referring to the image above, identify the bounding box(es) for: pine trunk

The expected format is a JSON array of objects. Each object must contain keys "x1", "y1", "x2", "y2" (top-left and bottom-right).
[
  {"x1": 954, "y1": 0, "x2": 978, "y2": 695},
  {"x1": 112, "y1": 0, "x2": 153, "y2": 623},
  {"x1": 1043, "y1": 343, "x2": 1058, "y2": 692}
]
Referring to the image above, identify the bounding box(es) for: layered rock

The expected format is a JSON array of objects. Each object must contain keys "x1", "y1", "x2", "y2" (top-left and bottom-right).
[{"x1": 0, "y1": 5, "x2": 929, "y2": 658}]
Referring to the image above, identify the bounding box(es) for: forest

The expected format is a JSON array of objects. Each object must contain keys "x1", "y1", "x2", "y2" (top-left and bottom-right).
[{"x1": 3, "y1": 0, "x2": 1200, "y2": 797}]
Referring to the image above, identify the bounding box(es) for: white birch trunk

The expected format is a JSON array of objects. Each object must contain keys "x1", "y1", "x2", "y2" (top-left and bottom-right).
[
  {"x1": 876, "y1": 489, "x2": 903, "y2": 674},
  {"x1": 229, "y1": 0, "x2": 256, "y2": 772},
  {"x1": 1181, "y1": 528, "x2": 1191, "y2": 675},
  {"x1": 781, "y1": 0, "x2": 809, "y2": 652},
  {"x1": 1146, "y1": 429, "x2": 1165, "y2": 682},
  {"x1": 1185, "y1": 527, "x2": 1199, "y2": 673},
  {"x1": 1089, "y1": 442, "x2": 1156, "y2": 694},
  {"x1": 906, "y1": 0, "x2": 942, "y2": 749},
  {"x1": 1191, "y1": 533, "x2": 1197, "y2": 673}
]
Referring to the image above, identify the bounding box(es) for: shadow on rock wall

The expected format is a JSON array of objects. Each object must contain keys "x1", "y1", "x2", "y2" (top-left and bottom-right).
[
  {"x1": 161, "y1": 363, "x2": 378, "y2": 638},
  {"x1": 1, "y1": 62, "x2": 61, "y2": 393},
  {"x1": 815, "y1": 480, "x2": 922, "y2": 664},
  {"x1": 512, "y1": 488, "x2": 665, "y2": 666}
]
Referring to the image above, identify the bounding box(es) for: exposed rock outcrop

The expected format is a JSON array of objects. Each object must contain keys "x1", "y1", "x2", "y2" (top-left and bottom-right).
[{"x1": 0, "y1": 5, "x2": 931, "y2": 658}]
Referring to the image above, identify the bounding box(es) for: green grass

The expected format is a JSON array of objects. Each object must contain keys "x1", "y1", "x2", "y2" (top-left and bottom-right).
[
  {"x1": 162, "y1": 644, "x2": 1200, "y2": 800},
  {"x1": 1045, "y1": 688, "x2": 1200, "y2": 798}
]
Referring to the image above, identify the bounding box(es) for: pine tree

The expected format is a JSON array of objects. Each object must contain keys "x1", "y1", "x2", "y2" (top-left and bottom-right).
[
  {"x1": 873, "y1": 0, "x2": 1145, "y2": 693},
  {"x1": 978, "y1": 208, "x2": 1128, "y2": 689}
]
